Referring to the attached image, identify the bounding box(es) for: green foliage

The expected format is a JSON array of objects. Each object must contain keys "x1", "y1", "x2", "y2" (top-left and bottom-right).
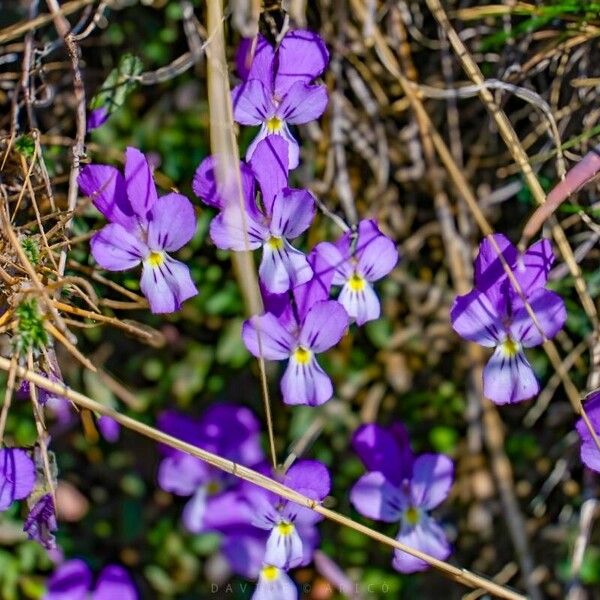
[
  {"x1": 14, "y1": 134, "x2": 35, "y2": 158},
  {"x1": 90, "y1": 54, "x2": 143, "y2": 114},
  {"x1": 20, "y1": 237, "x2": 40, "y2": 266},
  {"x1": 14, "y1": 299, "x2": 48, "y2": 354}
]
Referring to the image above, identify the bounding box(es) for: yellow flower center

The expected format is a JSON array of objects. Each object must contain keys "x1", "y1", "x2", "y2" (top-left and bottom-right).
[
  {"x1": 348, "y1": 272, "x2": 366, "y2": 292},
  {"x1": 147, "y1": 251, "x2": 165, "y2": 268},
  {"x1": 267, "y1": 236, "x2": 284, "y2": 250},
  {"x1": 501, "y1": 337, "x2": 520, "y2": 357},
  {"x1": 206, "y1": 480, "x2": 221, "y2": 495},
  {"x1": 404, "y1": 506, "x2": 420, "y2": 526},
  {"x1": 293, "y1": 346, "x2": 312, "y2": 365},
  {"x1": 266, "y1": 116, "x2": 283, "y2": 133},
  {"x1": 261, "y1": 565, "x2": 280, "y2": 582},
  {"x1": 277, "y1": 521, "x2": 295, "y2": 536}
]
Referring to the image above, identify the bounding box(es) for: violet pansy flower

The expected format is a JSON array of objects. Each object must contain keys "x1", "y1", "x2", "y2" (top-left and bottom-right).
[
  {"x1": 316, "y1": 220, "x2": 398, "y2": 325},
  {"x1": 576, "y1": 391, "x2": 600, "y2": 472},
  {"x1": 0, "y1": 447, "x2": 35, "y2": 511},
  {"x1": 350, "y1": 423, "x2": 453, "y2": 573},
  {"x1": 232, "y1": 30, "x2": 329, "y2": 168},
  {"x1": 86, "y1": 106, "x2": 109, "y2": 132},
  {"x1": 451, "y1": 235, "x2": 566, "y2": 404},
  {"x1": 45, "y1": 559, "x2": 137, "y2": 600},
  {"x1": 157, "y1": 404, "x2": 264, "y2": 534},
  {"x1": 78, "y1": 147, "x2": 198, "y2": 313},
  {"x1": 252, "y1": 565, "x2": 297, "y2": 600}
]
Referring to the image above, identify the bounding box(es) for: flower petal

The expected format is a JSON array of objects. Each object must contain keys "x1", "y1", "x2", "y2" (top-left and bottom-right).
[
  {"x1": 299, "y1": 300, "x2": 348, "y2": 352},
  {"x1": 270, "y1": 188, "x2": 315, "y2": 238},
  {"x1": 576, "y1": 391, "x2": 600, "y2": 473},
  {"x1": 284, "y1": 460, "x2": 331, "y2": 501},
  {"x1": 355, "y1": 220, "x2": 399, "y2": 282},
  {"x1": 239, "y1": 35, "x2": 275, "y2": 87},
  {"x1": 86, "y1": 106, "x2": 109, "y2": 131},
  {"x1": 0, "y1": 448, "x2": 35, "y2": 511},
  {"x1": 450, "y1": 289, "x2": 502, "y2": 347},
  {"x1": 45, "y1": 559, "x2": 92, "y2": 600},
  {"x1": 147, "y1": 193, "x2": 196, "y2": 252},
  {"x1": 97, "y1": 416, "x2": 120, "y2": 443},
  {"x1": 94, "y1": 566, "x2": 137, "y2": 600},
  {"x1": 140, "y1": 255, "x2": 197, "y2": 314},
  {"x1": 24, "y1": 493, "x2": 57, "y2": 549},
  {"x1": 253, "y1": 565, "x2": 297, "y2": 600},
  {"x1": 473, "y1": 233, "x2": 518, "y2": 294},
  {"x1": 410, "y1": 454, "x2": 454, "y2": 510},
  {"x1": 209, "y1": 206, "x2": 268, "y2": 251},
  {"x1": 281, "y1": 357, "x2": 333, "y2": 406},
  {"x1": 516, "y1": 238, "x2": 554, "y2": 294},
  {"x1": 338, "y1": 280, "x2": 380, "y2": 325},
  {"x1": 233, "y1": 80, "x2": 273, "y2": 125},
  {"x1": 264, "y1": 523, "x2": 304, "y2": 569},
  {"x1": 91, "y1": 223, "x2": 147, "y2": 271},
  {"x1": 483, "y1": 347, "x2": 539, "y2": 404},
  {"x1": 259, "y1": 240, "x2": 312, "y2": 294},
  {"x1": 510, "y1": 288, "x2": 566, "y2": 347},
  {"x1": 181, "y1": 487, "x2": 208, "y2": 534},
  {"x1": 124, "y1": 147, "x2": 158, "y2": 219},
  {"x1": 314, "y1": 240, "x2": 351, "y2": 285},
  {"x1": 275, "y1": 30, "x2": 329, "y2": 95},
  {"x1": 222, "y1": 533, "x2": 269, "y2": 579},
  {"x1": 250, "y1": 136, "x2": 289, "y2": 213},
  {"x1": 277, "y1": 82, "x2": 328, "y2": 125},
  {"x1": 242, "y1": 313, "x2": 295, "y2": 360},
  {"x1": 350, "y1": 472, "x2": 403, "y2": 522},
  {"x1": 157, "y1": 454, "x2": 208, "y2": 496}
]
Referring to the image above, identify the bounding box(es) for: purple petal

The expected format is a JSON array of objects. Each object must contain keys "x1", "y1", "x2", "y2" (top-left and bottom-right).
[
  {"x1": 94, "y1": 565, "x2": 137, "y2": 600},
  {"x1": 281, "y1": 357, "x2": 333, "y2": 406},
  {"x1": 516, "y1": 238, "x2": 554, "y2": 294},
  {"x1": 78, "y1": 165, "x2": 135, "y2": 230},
  {"x1": 277, "y1": 82, "x2": 328, "y2": 125},
  {"x1": 209, "y1": 206, "x2": 268, "y2": 251},
  {"x1": 278, "y1": 123, "x2": 300, "y2": 169},
  {"x1": 202, "y1": 490, "x2": 256, "y2": 532},
  {"x1": 338, "y1": 280, "x2": 380, "y2": 325},
  {"x1": 313, "y1": 241, "x2": 351, "y2": 286},
  {"x1": 483, "y1": 347, "x2": 539, "y2": 404},
  {"x1": 299, "y1": 300, "x2": 348, "y2": 353},
  {"x1": 275, "y1": 30, "x2": 329, "y2": 95},
  {"x1": 157, "y1": 454, "x2": 208, "y2": 496},
  {"x1": 259, "y1": 240, "x2": 312, "y2": 293},
  {"x1": 510, "y1": 288, "x2": 566, "y2": 347},
  {"x1": 242, "y1": 313, "x2": 295, "y2": 360},
  {"x1": 474, "y1": 234, "x2": 518, "y2": 294},
  {"x1": 86, "y1": 106, "x2": 109, "y2": 131},
  {"x1": 270, "y1": 188, "x2": 315, "y2": 238},
  {"x1": 0, "y1": 448, "x2": 35, "y2": 511},
  {"x1": 147, "y1": 193, "x2": 196, "y2": 252},
  {"x1": 393, "y1": 515, "x2": 451, "y2": 573},
  {"x1": 90, "y1": 223, "x2": 147, "y2": 271},
  {"x1": 157, "y1": 410, "x2": 203, "y2": 454},
  {"x1": 450, "y1": 289, "x2": 502, "y2": 347},
  {"x1": 576, "y1": 391, "x2": 600, "y2": 472},
  {"x1": 250, "y1": 136, "x2": 289, "y2": 213},
  {"x1": 140, "y1": 255, "x2": 197, "y2": 314},
  {"x1": 243, "y1": 35, "x2": 275, "y2": 89},
  {"x1": 97, "y1": 416, "x2": 120, "y2": 443},
  {"x1": 253, "y1": 565, "x2": 297, "y2": 600},
  {"x1": 352, "y1": 423, "x2": 414, "y2": 485},
  {"x1": 222, "y1": 533, "x2": 268, "y2": 579},
  {"x1": 350, "y1": 472, "x2": 403, "y2": 522},
  {"x1": 284, "y1": 460, "x2": 330, "y2": 501},
  {"x1": 182, "y1": 487, "x2": 208, "y2": 534},
  {"x1": 410, "y1": 454, "x2": 453, "y2": 510},
  {"x1": 232, "y1": 80, "x2": 273, "y2": 125},
  {"x1": 355, "y1": 220, "x2": 399, "y2": 282},
  {"x1": 45, "y1": 559, "x2": 92, "y2": 600},
  {"x1": 262, "y1": 286, "x2": 297, "y2": 333},
  {"x1": 124, "y1": 147, "x2": 158, "y2": 218},
  {"x1": 24, "y1": 494, "x2": 57, "y2": 549}
]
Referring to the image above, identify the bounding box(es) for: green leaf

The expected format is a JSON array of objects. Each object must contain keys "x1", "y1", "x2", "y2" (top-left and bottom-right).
[{"x1": 90, "y1": 54, "x2": 143, "y2": 114}]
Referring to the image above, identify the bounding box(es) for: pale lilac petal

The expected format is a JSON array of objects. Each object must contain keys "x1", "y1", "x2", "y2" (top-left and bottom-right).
[
  {"x1": 253, "y1": 566, "x2": 297, "y2": 600},
  {"x1": 355, "y1": 221, "x2": 399, "y2": 282},
  {"x1": 203, "y1": 490, "x2": 256, "y2": 532},
  {"x1": 270, "y1": 188, "x2": 315, "y2": 238},
  {"x1": 314, "y1": 241, "x2": 351, "y2": 285},
  {"x1": 350, "y1": 472, "x2": 403, "y2": 522},
  {"x1": 0, "y1": 448, "x2": 35, "y2": 511},
  {"x1": 510, "y1": 288, "x2": 566, "y2": 347},
  {"x1": 86, "y1": 106, "x2": 109, "y2": 131},
  {"x1": 78, "y1": 165, "x2": 135, "y2": 229},
  {"x1": 97, "y1": 416, "x2": 120, "y2": 443},
  {"x1": 275, "y1": 30, "x2": 329, "y2": 95},
  {"x1": 244, "y1": 35, "x2": 275, "y2": 90},
  {"x1": 94, "y1": 565, "x2": 137, "y2": 600},
  {"x1": 473, "y1": 233, "x2": 518, "y2": 294},
  {"x1": 259, "y1": 241, "x2": 312, "y2": 293},
  {"x1": 410, "y1": 454, "x2": 453, "y2": 510},
  {"x1": 45, "y1": 559, "x2": 92, "y2": 600},
  {"x1": 157, "y1": 454, "x2": 208, "y2": 496},
  {"x1": 338, "y1": 280, "x2": 380, "y2": 325},
  {"x1": 124, "y1": 147, "x2": 158, "y2": 218},
  {"x1": 140, "y1": 255, "x2": 197, "y2": 314},
  {"x1": 222, "y1": 533, "x2": 268, "y2": 579},
  {"x1": 264, "y1": 524, "x2": 304, "y2": 569},
  {"x1": 281, "y1": 357, "x2": 333, "y2": 406},
  {"x1": 516, "y1": 238, "x2": 554, "y2": 294},
  {"x1": 393, "y1": 515, "x2": 451, "y2": 573},
  {"x1": 483, "y1": 347, "x2": 539, "y2": 404},
  {"x1": 278, "y1": 123, "x2": 300, "y2": 169},
  {"x1": 352, "y1": 423, "x2": 414, "y2": 485},
  {"x1": 209, "y1": 206, "x2": 268, "y2": 251},
  {"x1": 284, "y1": 460, "x2": 330, "y2": 501},
  {"x1": 147, "y1": 193, "x2": 196, "y2": 252},
  {"x1": 277, "y1": 82, "x2": 328, "y2": 125},
  {"x1": 182, "y1": 487, "x2": 208, "y2": 533},
  {"x1": 299, "y1": 300, "x2": 348, "y2": 352},
  {"x1": 250, "y1": 136, "x2": 289, "y2": 213},
  {"x1": 450, "y1": 289, "x2": 501, "y2": 347},
  {"x1": 91, "y1": 223, "x2": 147, "y2": 271},
  {"x1": 233, "y1": 80, "x2": 273, "y2": 125},
  {"x1": 242, "y1": 313, "x2": 295, "y2": 360},
  {"x1": 576, "y1": 391, "x2": 600, "y2": 473}
]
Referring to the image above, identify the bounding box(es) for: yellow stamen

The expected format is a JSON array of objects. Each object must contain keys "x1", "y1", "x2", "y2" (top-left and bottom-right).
[
  {"x1": 206, "y1": 480, "x2": 221, "y2": 495},
  {"x1": 404, "y1": 507, "x2": 420, "y2": 526},
  {"x1": 501, "y1": 337, "x2": 520, "y2": 357},
  {"x1": 147, "y1": 251, "x2": 165, "y2": 268},
  {"x1": 348, "y1": 272, "x2": 366, "y2": 292},
  {"x1": 293, "y1": 346, "x2": 312, "y2": 365},
  {"x1": 277, "y1": 521, "x2": 295, "y2": 536},
  {"x1": 261, "y1": 565, "x2": 280, "y2": 582},
  {"x1": 267, "y1": 236, "x2": 284, "y2": 250},
  {"x1": 266, "y1": 116, "x2": 283, "y2": 133}
]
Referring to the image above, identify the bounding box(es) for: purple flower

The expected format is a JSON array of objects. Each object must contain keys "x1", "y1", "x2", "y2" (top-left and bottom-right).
[
  {"x1": 316, "y1": 220, "x2": 398, "y2": 325},
  {"x1": 86, "y1": 106, "x2": 109, "y2": 132},
  {"x1": 232, "y1": 30, "x2": 329, "y2": 168},
  {"x1": 252, "y1": 565, "x2": 297, "y2": 600},
  {"x1": 576, "y1": 391, "x2": 600, "y2": 472},
  {"x1": 0, "y1": 448, "x2": 35, "y2": 511},
  {"x1": 97, "y1": 416, "x2": 120, "y2": 443},
  {"x1": 196, "y1": 137, "x2": 315, "y2": 293},
  {"x1": 350, "y1": 423, "x2": 453, "y2": 573},
  {"x1": 157, "y1": 404, "x2": 264, "y2": 533},
  {"x1": 242, "y1": 297, "x2": 348, "y2": 406},
  {"x1": 221, "y1": 531, "x2": 270, "y2": 579},
  {"x1": 78, "y1": 147, "x2": 198, "y2": 313},
  {"x1": 45, "y1": 559, "x2": 137, "y2": 600},
  {"x1": 451, "y1": 235, "x2": 566, "y2": 404},
  {"x1": 24, "y1": 494, "x2": 58, "y2": 550}
]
